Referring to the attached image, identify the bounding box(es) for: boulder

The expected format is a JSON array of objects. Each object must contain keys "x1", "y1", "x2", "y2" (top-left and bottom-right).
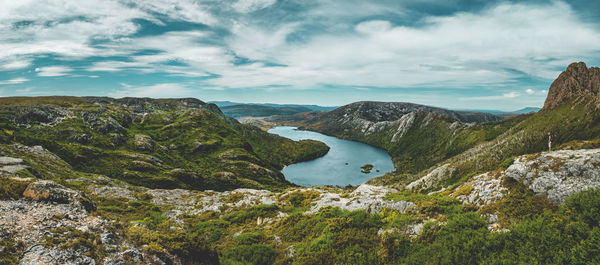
[{"x1": 23, "y1": 181, "x2": 96, "y2": 212}]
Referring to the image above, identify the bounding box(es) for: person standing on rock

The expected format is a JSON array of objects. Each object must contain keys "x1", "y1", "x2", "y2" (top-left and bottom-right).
[{"x1": 548, "y1": 132, "x2": 552, "y2": 152}]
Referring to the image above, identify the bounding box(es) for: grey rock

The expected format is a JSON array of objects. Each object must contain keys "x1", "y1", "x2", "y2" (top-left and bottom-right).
[
  {"x1": 23, "y1": 180, "x2": 96, "y2": 212},
  {"x1": 14, "y1": 106, "x2": 68, "y2": 126},
  {"x1": 0, "y1": 157, "x2": 24, "y2": 165},
  {"x1": 19, "y1": 244, "x2": 96, "y2": 265},
  {"x1": 506, "y1": 149, "x2": 600, "y2": 203},
  {"x1": 121, "y1": 249, "x2": 144, "y2": 262}
]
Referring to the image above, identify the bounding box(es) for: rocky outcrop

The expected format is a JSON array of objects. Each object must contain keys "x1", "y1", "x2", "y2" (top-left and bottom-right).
[
  {"x1": 453, "y1": 171, "x2": 507, "y2": 207},
  {"x1": 82, "y1": 111, "x2": 127, "y2": 134},
  {"x1": 13, "y1": 106, "x2": 69, "y2": 126},
  {"x1": 543, "y1": 62, "x2": 600, "y2": 110},
  {"x1": 505, "y1": 149, "x2": 600, "y2": 203},
  {"x1": 447, "y1": 148, "x2": 600, "y2": 205},
  {"x1": 305, "y1": 184, "x2": 415, "y2": 214},
  {"x1": 23, "y1": 180, "x2": 96, "y2": 212},
  {"x1": 133, "y1": 134, "x2": 154, "y2": 152},
  {"x1": 407, "y1": 163, "x2": 455, "y2": 191}
]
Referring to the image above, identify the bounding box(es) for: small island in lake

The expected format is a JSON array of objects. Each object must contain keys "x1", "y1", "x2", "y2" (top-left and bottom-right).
[{"x1": 360, "y1": 164, "x2": 374, "y2": 173}]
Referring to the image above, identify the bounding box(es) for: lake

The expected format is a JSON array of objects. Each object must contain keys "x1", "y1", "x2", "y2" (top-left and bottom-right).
[{"x1": 268, "y1": 126, "x2": 395, "y2": 187}]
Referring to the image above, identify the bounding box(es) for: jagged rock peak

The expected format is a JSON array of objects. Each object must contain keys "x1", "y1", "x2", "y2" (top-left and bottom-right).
[{"x1": 543, "y1": 62, "x2": 600, "y2": 110}]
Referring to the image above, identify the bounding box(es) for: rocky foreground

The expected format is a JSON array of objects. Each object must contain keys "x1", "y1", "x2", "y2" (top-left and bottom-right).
[{"x1": 2, "y1": 143, "x2": 600, "y2": 264}]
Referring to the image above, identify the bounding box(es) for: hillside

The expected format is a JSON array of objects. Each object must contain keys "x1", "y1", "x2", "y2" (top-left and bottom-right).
[
  {"x1": 399, "y1": 62, "x2": 600, "y2": 191},
  {"x1": 0, "y1": 96, "x2": 329, "y2": 191},
  {"x1": 274, "y1": 101, "x2": 515, "y2": 174}
]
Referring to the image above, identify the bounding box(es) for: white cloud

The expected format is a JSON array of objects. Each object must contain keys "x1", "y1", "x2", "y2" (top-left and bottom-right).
[
  {"x1": 526, "y1": 88, "x2": 535, "y2": 94},
  {"x1": 232, "y1": 0, "x2": 277, "y2": 13},
  {"x1": 213, "y1": 1, "x2": 600, "y2": 90},
  {"x1": 355, "y1": 20, "x2": 392, "y2": 34},
  {"x1": 129, "y1": 0, "x2": 216, "y2": 25},
  {"x1": 0, "y1": 77, "x2": 30, "y2": 85},
  {"x1": 503, "y1": 92, "x2": 520, "y2": 98},
  {"x1": 110, "y1": 83, "x2": 193, "y2": 98},
  {"x1": 0, "y1": 58, "x2": 32, "y2": 70},
  {"x1": 35, "y1": 66, "x2": 73, "y2": 77}
]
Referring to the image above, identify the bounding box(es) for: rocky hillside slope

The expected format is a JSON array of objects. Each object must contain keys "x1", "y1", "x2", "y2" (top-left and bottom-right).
[
  {"x1": 0, "y1": 97, "x2": 329, "y2": 191},
  {"x1": 402, "y1": 62, "x2": 600, "y2": 191}
]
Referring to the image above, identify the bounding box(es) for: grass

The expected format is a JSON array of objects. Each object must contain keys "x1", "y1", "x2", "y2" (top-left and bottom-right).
[{"x1": 0, "y1": 97, "x2": 331, "y2": 191}]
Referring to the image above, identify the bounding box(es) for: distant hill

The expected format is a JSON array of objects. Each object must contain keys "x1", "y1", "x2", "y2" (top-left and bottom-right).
[
  {"x1": 210, "y1": 101, "x2": 338, "y2": 115},
  {"x1": 219, "y1": 104, "x2": 314, "y2": 118},
  {"x1": 456, "y1": 107, "x2": 541, "y2": 115}
]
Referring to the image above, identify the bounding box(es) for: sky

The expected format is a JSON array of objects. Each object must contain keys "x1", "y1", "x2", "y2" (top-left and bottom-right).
[{"x1": 1, "y1": 0, "x2": 600, "y2": 111}]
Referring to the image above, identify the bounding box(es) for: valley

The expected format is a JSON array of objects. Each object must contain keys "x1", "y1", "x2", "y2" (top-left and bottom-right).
[{"x1": 1, "y1": 62, "x2": 600, "y2": 264}]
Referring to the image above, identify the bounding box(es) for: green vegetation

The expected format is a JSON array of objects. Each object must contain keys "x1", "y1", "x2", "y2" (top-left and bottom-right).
[
  {"x1": 43, "y1": 226, "x2": 107, "y2": 261},
  {"x1": 0, "y1": 237, "x2": 24, "y2": 265},
  {"x1": 361, "y1": 164, "x2": 374, "y2": 173},
  {"x1": 239, "y1": 124, "x2": 329, "y2": 169},
  {"x1": 0, "y1": 177, "x2": 31, "y2": 200},
  {"x1": 305, "y1": 110, "x2": 528, "y2": 175},
  {"x1": 0, "y1": 97, "x2": 330, "y2": 191}
]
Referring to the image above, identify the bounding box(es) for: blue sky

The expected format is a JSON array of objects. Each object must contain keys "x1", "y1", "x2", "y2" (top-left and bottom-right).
[{"x1": 1, "y1": 0, "x2": 600, "y2": 111}]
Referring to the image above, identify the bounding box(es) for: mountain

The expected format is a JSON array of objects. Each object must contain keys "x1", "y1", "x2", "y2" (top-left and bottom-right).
[
  {"x1": 210, "y1": 101, "x2": 339, "y2": 112},
  {"x1": 456, "y1": 107, "x2": 540, "y2": 115},
  {"x1": 510, "y1": 107, "x2": 541, "y2": 114},
  {"x1": 543, "y1": 62, "x2": 600, "y2": 109},
  {"x1": 273, "y1": 101, "x2": 514, "y2": 174},
  {"x1": 0, "y1": 96, "x2": 329, "y2": 191}
]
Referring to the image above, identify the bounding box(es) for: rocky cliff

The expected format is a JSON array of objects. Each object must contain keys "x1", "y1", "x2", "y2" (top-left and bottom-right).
[{"x1": 543, "y1": 62, "x2": 600, "y2": 110}]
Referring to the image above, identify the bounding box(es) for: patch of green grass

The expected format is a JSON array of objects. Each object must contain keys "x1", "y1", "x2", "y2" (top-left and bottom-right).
[{"x1": 0, "y1": 177, "x2": 31, "y2": 200}]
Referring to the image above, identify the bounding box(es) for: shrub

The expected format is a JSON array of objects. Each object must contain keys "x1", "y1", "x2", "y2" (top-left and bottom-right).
[
  {"x1": 0, "y1": 177, "x2": 31, "y2": 200},
  {"x1": 221, "y1": 244, "x2": 277, "y2": 265}
]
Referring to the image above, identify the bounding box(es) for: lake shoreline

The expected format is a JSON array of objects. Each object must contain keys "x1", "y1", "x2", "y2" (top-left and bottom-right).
[{"x1": 268, "y1": 126, "x2": 396, "y2": 187}]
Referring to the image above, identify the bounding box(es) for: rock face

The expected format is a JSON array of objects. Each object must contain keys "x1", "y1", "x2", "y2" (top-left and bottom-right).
[
  {"x1": 543, "y1": 62, "x2": 600, "y2": 110},
  {"x1": 23, "y1": 180, "x2": 96, "y2": 212},
  {"x1": 505, "y1": 149, "x2": 600, "y2": 203}
]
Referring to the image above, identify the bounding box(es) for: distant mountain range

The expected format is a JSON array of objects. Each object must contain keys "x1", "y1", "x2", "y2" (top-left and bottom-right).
[
  {"x1": 457, "y1": 107, "x2": 541, "y2": 115},
  {"x1": 209, "y1": 101, "x2": 338, "y2": 118}
]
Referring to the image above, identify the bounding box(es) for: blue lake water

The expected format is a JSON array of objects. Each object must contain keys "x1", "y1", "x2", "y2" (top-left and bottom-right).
[{"x1": 267, "y1": 126, "x2": 395, "y2": 187}]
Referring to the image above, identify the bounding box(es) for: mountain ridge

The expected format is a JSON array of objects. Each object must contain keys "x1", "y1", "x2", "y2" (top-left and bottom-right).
[{"x1": 543, "y1": 62, "x2": 600, "y2": 110}]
